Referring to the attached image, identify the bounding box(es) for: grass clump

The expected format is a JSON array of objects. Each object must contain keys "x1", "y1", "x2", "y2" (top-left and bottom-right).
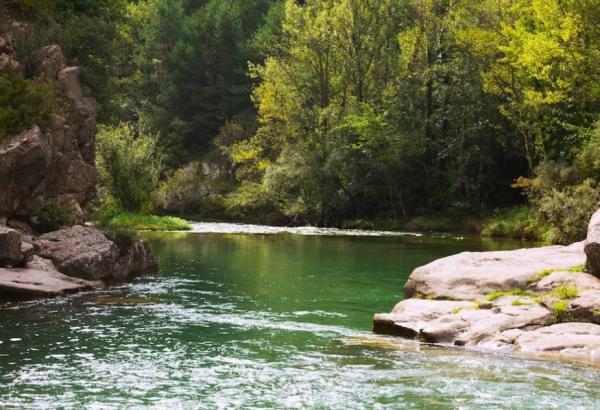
[
  {"x1": 105, "y1": 213, "x2": 191, "y2": 231},
  {"x1": 528, "y1": 265, "x2": 587, "y2": 284},
  {"x1": 485, "y1": 289, "x2": 530, "y2": 302},
  {"x1": 549, "y1": 284, "x2": 578, "y2": 300},
  {"x1": 452, "y1": 302, "x2": 480, "y2": 314},
  {"x1": 552, "y1": 300, "x2": 570, "y2": 318}
]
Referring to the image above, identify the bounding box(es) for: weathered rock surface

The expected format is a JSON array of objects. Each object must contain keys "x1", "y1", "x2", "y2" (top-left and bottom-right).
[
  {"x1": 0, "y1": 226, "x2": 22, "y2": 266},
  {"x1": 403, "y1": 241, "x2": 585, "y2": 301},
  {"x1": 375, "y1": 214, "x2": 600, "y2": 363},
  {"x1": 515, "y1": 323, "x2": 600, "y2": 357},
  {"x1": 28, "y1": 44, "x2": 65, "y2": 78},
  {"x1": 35, "y1": 225, "x2": 158, "y2": 281},
  {"x1": 0, "y1": 127, "x2": 53, "y2": 217},
  {"x1": 0, "y1": 30, "x2": 96, "y2": 224},
  {"x1": 585, "y1": 208, "x2": 600, "y2": 278},
  {"x1": 0, "y1": 35, "x2": 19, "y2": 71},
  {"x1": 0, "y1": 256, "x2": 103, "y2": 297},
  {"x1": 374, "y1": 298, "x2": 555, "y2": 347}
]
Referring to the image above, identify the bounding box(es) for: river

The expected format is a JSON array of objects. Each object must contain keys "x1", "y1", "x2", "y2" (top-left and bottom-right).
[{"x1": 1, "y1": 223, "x2": 599, "y2": 408}]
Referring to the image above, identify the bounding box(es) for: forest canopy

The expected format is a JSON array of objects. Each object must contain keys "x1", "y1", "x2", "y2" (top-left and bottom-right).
[{"x1": 7, "y1": 0, "x2": 600, "y2": 242}]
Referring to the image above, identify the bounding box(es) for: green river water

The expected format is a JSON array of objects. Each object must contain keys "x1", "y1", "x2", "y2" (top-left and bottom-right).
[{"x1": 1, "y1": 223, "x2": 600, "y2": 409}]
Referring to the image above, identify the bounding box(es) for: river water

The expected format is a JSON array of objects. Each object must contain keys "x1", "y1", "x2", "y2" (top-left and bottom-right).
[{"x1": 1, "y1": 223, "x2": 600, "y2": 409}]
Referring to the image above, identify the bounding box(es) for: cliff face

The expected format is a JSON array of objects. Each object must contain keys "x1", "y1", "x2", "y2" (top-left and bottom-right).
[
  {"x1": 0, "y1": 22, "x2": 96, "y2": 226},
  {"x1": 0, "y1": 20, "x2": 158, "y2": 299}
]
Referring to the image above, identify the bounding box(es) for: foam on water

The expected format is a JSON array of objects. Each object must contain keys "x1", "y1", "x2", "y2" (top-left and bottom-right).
[{"x1": 188, "y1": 221, "x2": 421, "y2": 237}]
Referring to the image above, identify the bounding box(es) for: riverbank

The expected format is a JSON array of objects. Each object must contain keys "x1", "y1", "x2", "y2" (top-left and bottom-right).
[{"x1": 373, "y1": 209, "x2": 600, "y2": 364}]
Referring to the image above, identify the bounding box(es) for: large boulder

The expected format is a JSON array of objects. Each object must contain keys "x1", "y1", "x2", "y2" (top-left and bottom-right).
[
  {"x1": 35, "y1": 225, "x2": 158, "y2": 282},
  {"x1": 403, "y1": 242, "x2": 585, "y2": 301},
  {"x1": 585, "y1": 208, "x2": 600, "y2": 277},
  {"x1": 0, "y1": 226, "x2": 21, "y2": 266}
]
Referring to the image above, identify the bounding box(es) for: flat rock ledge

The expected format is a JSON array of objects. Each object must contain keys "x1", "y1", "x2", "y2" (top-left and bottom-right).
[
  {"x1": 0, "y1": 225, "x2": 158, "y2": 299},
  {"x1": 373, "y1": 242, "x2": 600, "y2": 364}
]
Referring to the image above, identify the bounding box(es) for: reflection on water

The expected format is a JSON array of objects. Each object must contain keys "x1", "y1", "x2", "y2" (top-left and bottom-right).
[{"x1": 0, "y1": 228, "x2": 598, "y2": 409}]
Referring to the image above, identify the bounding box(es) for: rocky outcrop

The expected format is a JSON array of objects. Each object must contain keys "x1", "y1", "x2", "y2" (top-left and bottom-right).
[
  {"x1": 374, "y1": 218, "x2": 600, "y2": 364},
  {"x1": 35, "y1": 225, "x2": 158, "y2": 282},
  {"x1": 0, "y1": 35, "x2": 19, "y2": 71},
  {"x1": 0, "y1": 31, "x2": 96, "y2": 225},
  {"x1": 0, "y1": 224, "x2": 157, "y2": 298},
  {"x1": 0, "y1": 20, "x2": 158, "y2": 300}
]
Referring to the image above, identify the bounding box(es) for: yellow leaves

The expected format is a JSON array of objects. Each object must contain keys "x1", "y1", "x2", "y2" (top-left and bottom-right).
[{"x1": 231, "y1": 147, "x2": 261, "y2": 164}]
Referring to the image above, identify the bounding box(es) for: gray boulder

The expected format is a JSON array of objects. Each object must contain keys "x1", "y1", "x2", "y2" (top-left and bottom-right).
[
  {"x1": 0, "y1": 225, "x2": 22, "y2": 266},
  {"x1": 35, "y1": 225, "x2": 158, "y2": 282},
  {"x1": 403, "y1": 241, "x2": 585, "y2": 301}
]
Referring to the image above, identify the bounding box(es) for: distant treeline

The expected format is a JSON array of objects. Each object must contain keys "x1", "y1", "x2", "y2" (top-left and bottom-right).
[{"x1": 6, "y1": 0, "x2": 600, "y2": 242}]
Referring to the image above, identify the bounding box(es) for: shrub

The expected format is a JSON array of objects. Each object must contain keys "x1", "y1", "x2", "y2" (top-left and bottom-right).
[
  {"x1": 0, "y1": 70, "x2": 59, "y2": 140},
  {"x1": 153, "y1": 162, "x2": 231, "y2": 218},
  {"x1": 30, "y1": 202, "x2": 75, "y2": 233},
  {"x1": 96, "y1": 122, "x2": 163, "y2": 213},
  {"x1": 534, "y1": 179, "x2": 599, "y2": 244},
  {"x1": 481, "y1": 206, "x2": 548, "y2": 241}
]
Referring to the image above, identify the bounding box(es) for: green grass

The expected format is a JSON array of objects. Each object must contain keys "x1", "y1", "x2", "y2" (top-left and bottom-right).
[
  {"x1": 485, "y1": 289, "x2": 532, "y2": 302},
  {"x1": 549, "y1": 284, "x2": 578, "y2": 300},
  {"x1": 552, "y1": 300, "x2": 570, "y2": 318},
  {"x1": 528, "y1": 265, "x2": 586, "y2": 284},
  {"x1": 105, "y1": 213, "x2": 191, "y2": 231},
  {"x1": 452, "y1": 302, "x2": 480, "y2": 314}
]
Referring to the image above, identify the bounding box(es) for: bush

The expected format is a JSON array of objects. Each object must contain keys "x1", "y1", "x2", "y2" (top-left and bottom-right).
[
  {"x1": 481, "y1": 207, "x2": 548, "y2": 241},
  {"x1": 30, "y1": 202, "x2": 75, "y2": 233},
  {"x1": 534, "y1": 179, "x2": 599, "y2": 244},
  {"x1": 96, "y1": 122, "x2": 163, "y2": 213},
  {"x1": 0, "y1": 70, "x2": 59, "y2": 140},
  {"x1": 153, "y1": 162, "x2": 231, "y2": 218}
]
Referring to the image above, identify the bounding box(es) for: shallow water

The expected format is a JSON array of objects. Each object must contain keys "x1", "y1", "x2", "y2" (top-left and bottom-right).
[{"x1": 1, "y1": 225, "x2": 599, "y2": 409}]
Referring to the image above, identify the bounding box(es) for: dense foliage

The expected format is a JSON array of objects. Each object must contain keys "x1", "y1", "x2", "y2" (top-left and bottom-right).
[
  {"x1": 8, "y1": 0, "x2": 600, "y2": 241},
  {"x1": 96, "y1": 123, "x2": 163, "y2": 213},
  {"x1": 0, "y1": 70, "x2": 58, "y2": 139}
]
